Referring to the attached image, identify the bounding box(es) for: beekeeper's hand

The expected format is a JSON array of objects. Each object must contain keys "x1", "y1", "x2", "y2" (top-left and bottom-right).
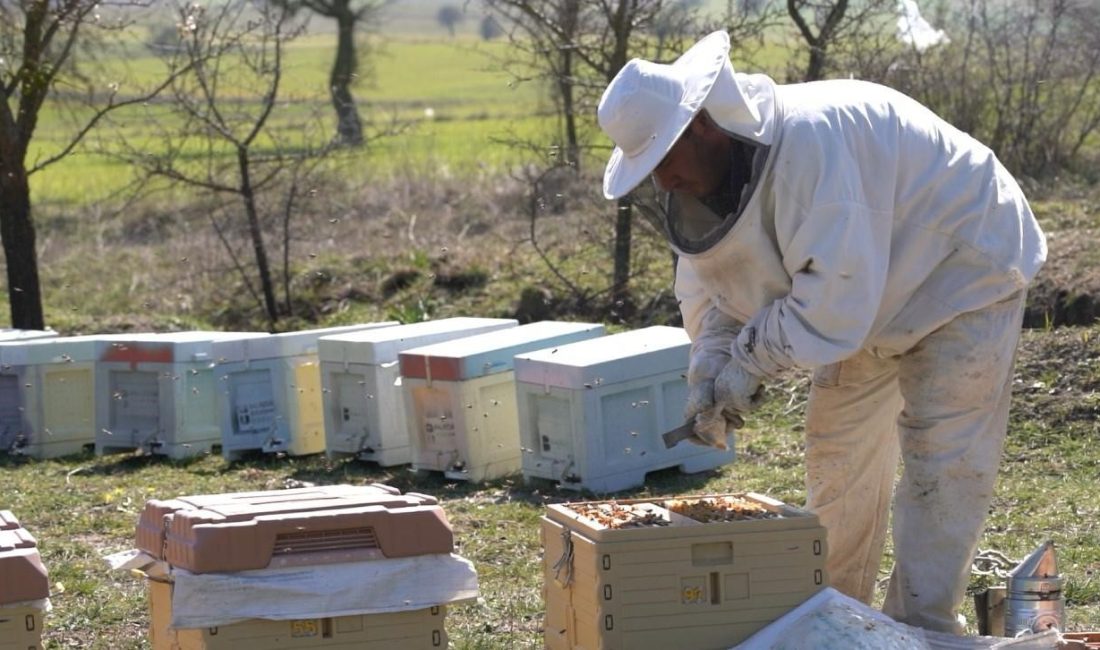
[
  {"x1": 683, "y1": 378, "x2": 743, "y2": 449},
  {"x1": 714, "y1": 360, "x2": 766, "y2": 415}
]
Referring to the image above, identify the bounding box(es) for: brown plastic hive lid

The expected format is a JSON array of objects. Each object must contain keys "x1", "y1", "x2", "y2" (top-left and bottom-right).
[
  {"x1": 135, "y1": 483, "x2": 436, "y2": 558},
  {"x1": 134, "y1": 483, "x2": 452, "y2": 573},
  {"x1": 164, "y1": 502, "x2": 455, "y2": 573},
  {"x1": 0, "y1": 510, "x2": 20, "y2": 530},
  {"x1": 0, "y1": 516, "x2": 49, "y2": 605}
]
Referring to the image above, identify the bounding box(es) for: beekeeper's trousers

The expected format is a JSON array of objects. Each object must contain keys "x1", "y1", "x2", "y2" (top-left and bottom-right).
[{"x1": 804, "y1": 291, "x2": 1027, "y2": 633}]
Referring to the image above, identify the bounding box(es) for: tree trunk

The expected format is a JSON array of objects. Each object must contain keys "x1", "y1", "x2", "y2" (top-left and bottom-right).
[
  {"x1": 558, "y1": 0, "x2": 580, "y2": 170},
  {"x1": 237, "y1": 147, "x2": 278, "y2": 328},
  {"x1": 611, "y1": 196, "x2": 632, "y2": 308},
  {"x1": 558, "y1": 47, "x2": 580, "y2": 170},
  {"x1": 331, "y1": 1, "x2": 364, "y2": 146},
  {"x1": 805, "y1": 44, "x2": 827, "y2": 81},
  {"x1": 0, "y1": 166, "x2": 45, "y2": 330},
  {"x1": 607, "y1": 1, "x2": 633, "y2": 309}
]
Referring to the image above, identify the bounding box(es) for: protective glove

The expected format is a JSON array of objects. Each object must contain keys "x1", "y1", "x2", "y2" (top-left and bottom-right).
[
  {"x1": 682, "y1": 378, "x2": 744, "y2": 449},
  {"x1": 682, "y1": 362, "x2": 765, "y2": 449},
  {"x1": 713, "y1": 360, "x2": 766, "y2": 415}
]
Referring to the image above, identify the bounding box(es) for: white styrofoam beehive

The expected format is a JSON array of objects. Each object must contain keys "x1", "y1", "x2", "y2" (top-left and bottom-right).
[
  {"x1": 400, "y1": 321, "x2": 606, "y2": 482},
  {"x1": 319, "y1": 317, "x2": 518, "y2": 466},
  {"x1": 94, "y1": 331, "x2": 268, "y2": 459},
  {"x1": 0, "y1": 335, "x2": 110, "y2": 458},
  {"x1": 0, "y1": 329, "x2": 57, "y2": 343},
  {"x1": 216, "y1": 323, "x2": 398, "y2": 460},
  {"x1": 514, "y1": 325, "x2": 734, "y2": 493},
  {"x1": 0, "y1": 344, "x2": 34, "y2": 455}
]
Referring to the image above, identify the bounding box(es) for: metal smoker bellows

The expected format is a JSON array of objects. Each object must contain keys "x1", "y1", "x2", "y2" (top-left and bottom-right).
[{"x1": 1004, "y1": 540, "x2": 1065, "y2": 635}]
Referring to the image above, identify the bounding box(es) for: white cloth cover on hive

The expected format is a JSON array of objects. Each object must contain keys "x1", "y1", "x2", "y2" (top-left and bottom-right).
[
  {"x1": 106, "y1": 548, "x2": 479, "y2": 629},
  {"x1": 171, "y1": 552, "x2": 478, "y2": 628}
]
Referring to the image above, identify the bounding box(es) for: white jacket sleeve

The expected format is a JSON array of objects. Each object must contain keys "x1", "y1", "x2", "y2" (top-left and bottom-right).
[
  {"x1": 731, "y1": 146, "x2": 894, "y2": 377},
  {"x1": 676, "y1": 258, "x2": 743, "y2": 384}
]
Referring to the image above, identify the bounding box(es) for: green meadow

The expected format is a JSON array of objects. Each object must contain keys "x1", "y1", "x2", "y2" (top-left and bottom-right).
[{"x1": 29, "y1": 35, "x2": 564, "y2": 208}]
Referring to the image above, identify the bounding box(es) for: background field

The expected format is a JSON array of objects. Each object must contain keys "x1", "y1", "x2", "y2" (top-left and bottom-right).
[{"x1": 1, "y1": 0, "x2": 1099, "y2": 647}]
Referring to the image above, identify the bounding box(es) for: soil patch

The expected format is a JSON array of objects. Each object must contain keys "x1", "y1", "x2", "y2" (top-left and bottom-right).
[{"x1": 1024, "y1": 226, "x2": 1100, "y2": 328}]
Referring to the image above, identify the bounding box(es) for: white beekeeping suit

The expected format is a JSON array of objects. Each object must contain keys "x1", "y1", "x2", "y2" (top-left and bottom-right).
[{"x1": 597, "y1": 31, "x2": 1046, "y2": 633}]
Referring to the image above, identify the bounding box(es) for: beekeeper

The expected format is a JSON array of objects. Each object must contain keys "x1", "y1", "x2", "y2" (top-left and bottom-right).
[{"x1": 597, "y1": 31, "x2": 1046, "y2": 633}]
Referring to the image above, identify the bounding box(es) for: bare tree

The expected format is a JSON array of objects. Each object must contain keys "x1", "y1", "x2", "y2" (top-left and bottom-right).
[
  {"x1": 877, "y1": 0, "x2": 1100, "y2": 177},
  {"x1": 437, "y1": 5, "x2": 464, "y2": 37},
  {"x1": 486, "y1": 0, "x2": 702, "y2": 311},
  {"x1": 111, "y1": 1, "x2": 333, "y2": 329},
  {"x1": 488, "y1": 0, "x2": 780, "y2": 312},
  {"x1": 786, "y1": 0, "x2": 894, "y2": 81},
  {"x1": 271, "y1": 0, "x2": 387, "y2": 146},
  {"x1": 0, "y1": 1, "x2": 185, "y2": 329}
]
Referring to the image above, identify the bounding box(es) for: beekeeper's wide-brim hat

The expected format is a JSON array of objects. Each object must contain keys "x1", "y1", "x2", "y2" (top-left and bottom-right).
[{"x1": 598, "y1": 31, "x2": 731, "y2": 200}]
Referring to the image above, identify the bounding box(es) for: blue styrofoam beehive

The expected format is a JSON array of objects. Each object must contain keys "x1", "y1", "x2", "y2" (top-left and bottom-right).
[
  {"x1": 0, "y1": 335, "x2": 108, "y2": 458},
  {"x1": 514, "y1": 325, "x2": 734, "y2": 493},
  {"x1": 94, "y1": 331, "x2": 268, "y2": 458},
  {"x1": 216, "y1": 323, "x2": 398, "y2": 460}
]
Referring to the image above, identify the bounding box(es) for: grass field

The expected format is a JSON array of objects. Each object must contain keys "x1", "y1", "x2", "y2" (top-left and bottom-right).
[{"x1": 28, "y1": 33, "x2": 559, "y2": 207}]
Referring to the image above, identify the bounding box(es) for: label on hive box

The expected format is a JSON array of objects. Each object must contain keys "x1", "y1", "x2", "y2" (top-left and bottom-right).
[
  {"x1": 425, "y1": 416, "x2": 455, "y2": 442},
  {"x1": 234, "y1": 399, "x2": 277, "y2": 435},
  {"x1": 290, "y1": 619, "x2": 320, "y2": 637},
  {"x1": 680, "y1": 577, "x2": 708, "y2": 605}
]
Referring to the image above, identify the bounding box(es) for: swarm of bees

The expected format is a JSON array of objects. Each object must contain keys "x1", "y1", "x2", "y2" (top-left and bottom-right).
[
  {"x1": 567, "y1": 502, "x2": 669, "y2": 529},
  {"x1": 665, "y1": 496, "x2": 779, "y2": 523}
]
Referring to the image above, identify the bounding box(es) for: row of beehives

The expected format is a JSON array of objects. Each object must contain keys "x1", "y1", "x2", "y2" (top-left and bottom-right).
[
  {"x1": 2, "y1": 482, "x2": 833, "y2": 650},
  {"x1": 0, "y1": 319, "x2": 733, "y2": 493}
]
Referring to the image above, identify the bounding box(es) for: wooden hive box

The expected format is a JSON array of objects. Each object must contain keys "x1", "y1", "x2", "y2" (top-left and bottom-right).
[
  {"x1": 147, "y1": 577, "x2": 448, "y2": 650},
  {"x1": 135, "y1": 485, "x2": 460, "y2": 649},
  {"x1": 146, "y1": 576, "x2": 446, "y2": 650},
  {"x1": 541, "y1": 493, "x2": 828, "y2": 649}
]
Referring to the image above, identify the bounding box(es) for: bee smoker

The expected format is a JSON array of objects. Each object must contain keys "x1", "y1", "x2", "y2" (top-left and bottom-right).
[{"x1": 1003, "y1": 540, "x2": 1065, "y2": 635}]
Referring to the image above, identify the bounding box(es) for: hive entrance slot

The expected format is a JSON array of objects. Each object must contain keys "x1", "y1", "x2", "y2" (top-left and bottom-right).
[{"x1": 273, "y1": 526, "x2": 380, "y2": 554}]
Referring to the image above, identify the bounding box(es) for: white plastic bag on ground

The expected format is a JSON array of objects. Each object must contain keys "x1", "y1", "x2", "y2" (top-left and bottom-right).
[{"x1": 735, "y1": 588, "x2": 1060, "y2": 650}]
